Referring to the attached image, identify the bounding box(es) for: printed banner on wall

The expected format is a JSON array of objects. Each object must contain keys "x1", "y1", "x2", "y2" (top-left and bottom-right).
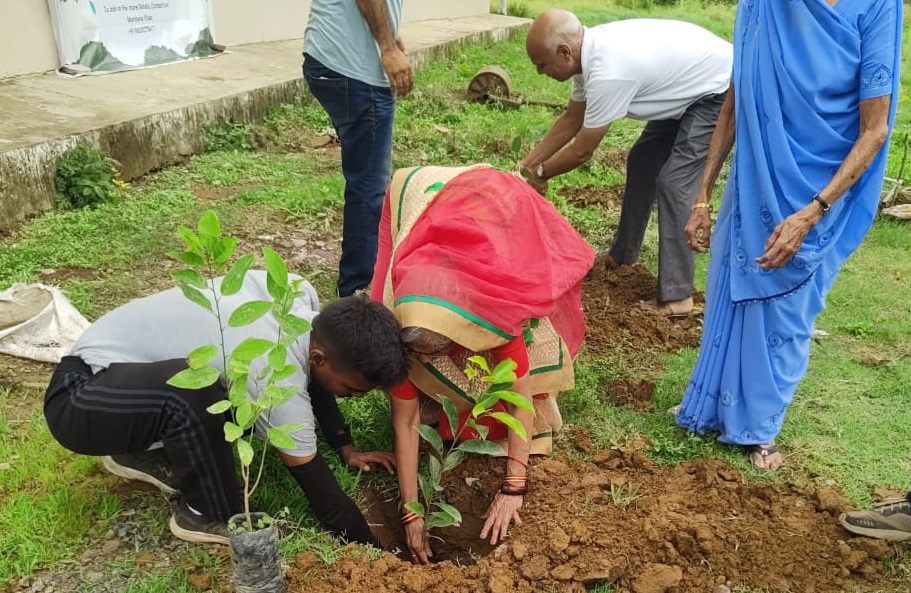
[{"x1": 46, "y1": 0, "x2": 221, "y2": 76}]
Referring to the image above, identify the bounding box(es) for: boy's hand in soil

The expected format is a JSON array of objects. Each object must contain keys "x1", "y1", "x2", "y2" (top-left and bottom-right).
[
  {"x1": 480, "y1": 493, "x2": 523, "y2": 544},
  {"x1": 405, "y1": 519, "x2": 433, "y2": 564},
  {"x1": 340, "y1": 447, "x2": 396, "y2": 473}
]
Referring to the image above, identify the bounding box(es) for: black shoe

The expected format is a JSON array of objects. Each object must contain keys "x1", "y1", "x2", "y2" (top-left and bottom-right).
[
  {"x1": 101, "y1": 449, "x2": 176, "y2": 495},
  {"x1": 169, "y1": 499, "x2": 230, "y2": 545}
]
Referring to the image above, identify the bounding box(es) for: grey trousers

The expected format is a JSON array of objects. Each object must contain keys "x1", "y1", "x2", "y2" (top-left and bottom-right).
[{"x1": 609, "y1": 91, "x2": 727, "y2": 302}]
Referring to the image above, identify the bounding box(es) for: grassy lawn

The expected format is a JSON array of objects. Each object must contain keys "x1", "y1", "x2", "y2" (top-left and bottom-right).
[{"x1": 1, "y1": 0, "x2": 909, "y2": 590}]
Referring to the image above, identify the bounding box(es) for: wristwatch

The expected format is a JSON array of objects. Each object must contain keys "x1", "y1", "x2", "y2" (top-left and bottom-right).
[{"x1": 535, "y1": 163, "x2": 546, "y2": 180}]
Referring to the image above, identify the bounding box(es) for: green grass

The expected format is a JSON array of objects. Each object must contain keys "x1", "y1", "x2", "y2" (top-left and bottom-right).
[{"x1": 0, "y1": 0, "x2": 910, "y2": 590}]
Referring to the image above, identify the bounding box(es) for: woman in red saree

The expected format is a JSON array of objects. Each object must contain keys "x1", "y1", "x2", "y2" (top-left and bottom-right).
[{"x1": 371, "y1": 164, "x2": 594, "y2": 563}]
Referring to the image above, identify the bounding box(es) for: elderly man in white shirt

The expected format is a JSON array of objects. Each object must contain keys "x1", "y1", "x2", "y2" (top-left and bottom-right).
[{"x1": 521, "y1": 9, "x2": 732, "y2": 318}]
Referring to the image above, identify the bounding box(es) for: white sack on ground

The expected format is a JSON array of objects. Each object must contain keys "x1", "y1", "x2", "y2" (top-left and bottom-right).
[{"x1": 0, "y1": 284, "x2": 89, "y2": 363}]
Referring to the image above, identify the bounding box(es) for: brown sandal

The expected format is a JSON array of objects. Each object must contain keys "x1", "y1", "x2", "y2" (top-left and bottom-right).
[{"x1": 747, "y1": 443, "x2": 781, "y2": 470}]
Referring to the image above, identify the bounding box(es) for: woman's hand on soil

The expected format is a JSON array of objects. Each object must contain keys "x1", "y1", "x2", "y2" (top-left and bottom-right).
[
  {"x1": 480, "y1": 493, "x2": 523, "y2": 545},
  {"x1": 343, "y1": 449, "x2": 396, "y2": 473},
  {"x1": 405, "y1": 520, "x2": 433, "y2": 564}
]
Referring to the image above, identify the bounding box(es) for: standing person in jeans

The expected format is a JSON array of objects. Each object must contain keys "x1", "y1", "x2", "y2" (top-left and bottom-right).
[
  {"x1": 303, "y1": 0, "x2": 413, "y2": 297},
  {"x1": 520, "y1": 10, "x2": 732, "y2": 318},
  {"x1": 43, "y1": 271, "x2": 408, "y2": 545}
]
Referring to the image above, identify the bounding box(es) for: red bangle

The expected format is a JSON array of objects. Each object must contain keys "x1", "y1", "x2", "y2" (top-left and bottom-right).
[
  {"x1": 500, "y1": 486, "x2": 528, "y2": 496},
  {"x1": 401, "y1": 511, "x2": 420, "y2": 525}
]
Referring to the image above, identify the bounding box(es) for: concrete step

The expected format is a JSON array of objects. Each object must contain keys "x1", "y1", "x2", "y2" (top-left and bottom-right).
[{"x1": 0, "y1": 14, "x2": 529, "y2": 233}]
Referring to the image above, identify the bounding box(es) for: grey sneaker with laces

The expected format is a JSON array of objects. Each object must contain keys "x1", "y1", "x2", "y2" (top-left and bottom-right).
[
  {"x1": 169, "y1": 499, "x2": 230, "y2": 545},
  {"x1": 101, "y1": 449, "x2": 176, "y2": 495},
  {"x1": 839, "y1": 498, "x2": 911, "y2": 542}
]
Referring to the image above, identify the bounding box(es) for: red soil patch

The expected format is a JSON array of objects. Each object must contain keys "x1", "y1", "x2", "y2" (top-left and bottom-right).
[
  {"x1": 582, "y1": 256, "x2": 704, "y2": 356},
  {"x1": 289, "y1": 454, "x2": 897, "y2": 593}
]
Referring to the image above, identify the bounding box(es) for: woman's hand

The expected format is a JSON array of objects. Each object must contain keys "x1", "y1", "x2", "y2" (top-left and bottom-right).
[
  {"x1": 404, "y1": 518, "x2": 433, "y2": 564},
  {"x1": 480, "y1": 493, "x2": 523, "y2": 545},
  {"x1": 685, "y1": 205, "x2": 713, "y2": 253},
  {"x1": 756, "y1": 206, "x2": 821, "y2": 269}
]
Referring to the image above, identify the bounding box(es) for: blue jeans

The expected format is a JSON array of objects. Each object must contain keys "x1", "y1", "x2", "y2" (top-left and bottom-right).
[{"x1": 303, "y1": 54, "x2": 395, "y2": 297}]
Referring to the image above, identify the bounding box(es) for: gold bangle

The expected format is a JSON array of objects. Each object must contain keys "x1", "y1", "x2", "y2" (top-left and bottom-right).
[{"x1": 691, "y1": 202, "x2": 712, "y2": 212}]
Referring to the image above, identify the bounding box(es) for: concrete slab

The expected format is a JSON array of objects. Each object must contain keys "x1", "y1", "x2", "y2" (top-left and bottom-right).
[{"x1": 0, "y1": 14, "x2": 530, "y2": 232}]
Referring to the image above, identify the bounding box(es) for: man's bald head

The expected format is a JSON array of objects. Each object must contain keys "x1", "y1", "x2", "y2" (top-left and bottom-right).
[
  {"x1": 527, "y1": 9, "x2": 583, "y2": 54},
  {"x1": 526, "y1": 9, "x2": 584, "y2": 82}
]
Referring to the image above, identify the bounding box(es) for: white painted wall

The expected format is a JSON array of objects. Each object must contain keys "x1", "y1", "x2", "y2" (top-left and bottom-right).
[{"x1": 2, "y1": 0, "x2": 490, "y2": 79}]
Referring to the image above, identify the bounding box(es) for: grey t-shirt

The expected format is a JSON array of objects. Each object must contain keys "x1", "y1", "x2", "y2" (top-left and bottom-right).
[
  {"x1": 70, "y1": 270, "x2": 321, "y2": 457},
  {"x1": 303, "y1": 0, "x2": 403, "y2": 87}
]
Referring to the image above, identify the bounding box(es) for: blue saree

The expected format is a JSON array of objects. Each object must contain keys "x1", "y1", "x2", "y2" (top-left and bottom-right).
[{"x1": 676, "y1": 0, "x2": 901, "y2": 445}]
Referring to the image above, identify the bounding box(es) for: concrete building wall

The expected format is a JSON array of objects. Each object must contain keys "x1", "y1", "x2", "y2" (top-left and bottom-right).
[{"x1": 1, "y1": 0, "x2": 490, "y2": 79}]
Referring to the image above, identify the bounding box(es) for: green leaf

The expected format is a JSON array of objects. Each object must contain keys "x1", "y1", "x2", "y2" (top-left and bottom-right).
[
  {"x1": 231, "y1": 338, "x2": 274, "y2": 362},
  {"x1": 171, "y1": 268, "x2": 207, "y2": 289},
  {"x1": 235, "y1": 401, "x2": 255, "y2": 429},
  {"x1": 426, "y1": 510, "x2": 460, "y2": 529},
  {"x1": 178, "y1": 284, "x2": 212, "y2": 312},
  {"x1": 441, "y1": 449, "x2": 465, "y2": 473},
  {"x1": 261, "y1": 384, "x2": 298, "y2": 408},
  {"x1": 466, "y1": 420, "x2": 489, "y2": 440},
  {"x1": 228, "y1": 359, "x2": 251, "y2": 376},
  {"x1": 440, "y1": 396, "x2": 459, "y2": 440},
  {"x1": 404, "y1": 501, "x2": 425, "y2": 517},
  {"x1": 229, "y1": 301, "x2": 272, "y2": 327},
  {"x1": 281, "y1": 313, "x2": 312, "y2": 340},
  {"x1": 435, "y1": 503, "x2": 462, "y2": 526},
  {"x1": 415, "y1": 425, "x2": 444, "y2": 456},
  {"x1": 228, "y1": 377, "x2": 248, "y2": 405},
  {"x1": 167, "y1": 366, "x2": 220, "y2": 390},
  {"x1": 266, "y1": 427, "x2": 296, "y2": 450},
  {"x1": 263, "y1": 247, "x2": 288, "y2": 290},
  {"x1": 467, "y1": 355, "x2": 489, "y2": 374},
  {"x1": 206, "y1": 399, "x2": 232, "y2": 415},
  {"x1": 270, "y1": 363, "x2": 298, "y2": 382},
  {"x1": 455, "y1": 439, "x2": 504, "y2": 456},
  {"x1": 489, "y1": 389, "x2": 534, "y2": 414},
  {"x1": 213, "y1": 236, "x2": 238, "y2": 265},
  {"x1": 172, "y1": 250, "x2": 205, "y2": 267},
  {"x1": 488, "y1": 358, "x2": 518, "y2": 385},
  {"x1": 198, "y1": 209, "x2": 221, "y2": 240},
  {"x1": 176, "y1": 226, "x2": 203, "y2": 252},
  {"x1": 187, "y1": 344, "x2": 219, "y2": 370},
  {"x1": 275, "y1": 422, "x2": 307, "y2": 435},
  {"x1": 471, "y1": 393, "x2": 500, "y2": 419},
  {"x1": 510, "y1": 135, "x2": 523, "y2": 154},
  {"x1": 268, "y1": 345, "x2": 287, "y2": 371},
  {"x1": 428, "y1": 455, "x2": 442, "y2": 483},
  {"x1": 220, "y1": 254, "x2": 255, "y2": 296},
  {"x1": 236, "y1": 439, "x2": 254, "y2": 467},
  {"x1": 224, "y1": 422, "x2": 243, "y2": 442},
  {"x1": 418, "y1": 475, "x2": 433, "y2": 507},
  {"x1": 488, "y1": 412, "x2": 527, "y2": 441}
]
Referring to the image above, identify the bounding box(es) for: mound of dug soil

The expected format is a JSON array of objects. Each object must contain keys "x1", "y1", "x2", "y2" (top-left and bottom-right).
[
  {"x1": 583, "y1": 258, "x2": 703, "y2": 355},
  {"x1": 288, "y1": 454, "x2": 895, "y2": 593}
]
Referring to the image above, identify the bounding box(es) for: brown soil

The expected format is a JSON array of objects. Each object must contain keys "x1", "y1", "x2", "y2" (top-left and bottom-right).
[
  {"x1": 290, "y1": 454, "x2": 897, "y2": 593},
  {"x1": 582, "y1": 255, "x2": 704, "y2": 356},
  {"x1": 562, "y1": 184, "x2": 625, "y2": 209},
  {"x1": 608, "y1": 379, "x2": 657, "y2": 411}
]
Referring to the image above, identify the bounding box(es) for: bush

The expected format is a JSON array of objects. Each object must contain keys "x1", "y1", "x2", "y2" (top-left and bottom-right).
[
  {"x1": 203, "y1": 120, "x2": 255, "y2": 152},
  {"x1": 54, "y1": 141, "x2": 120, "y2": 210}
]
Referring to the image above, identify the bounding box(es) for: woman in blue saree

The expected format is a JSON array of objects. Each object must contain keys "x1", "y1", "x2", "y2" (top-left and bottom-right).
[{"x1": 676, "y1": 0, "x2": 901, "y2": 470}]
